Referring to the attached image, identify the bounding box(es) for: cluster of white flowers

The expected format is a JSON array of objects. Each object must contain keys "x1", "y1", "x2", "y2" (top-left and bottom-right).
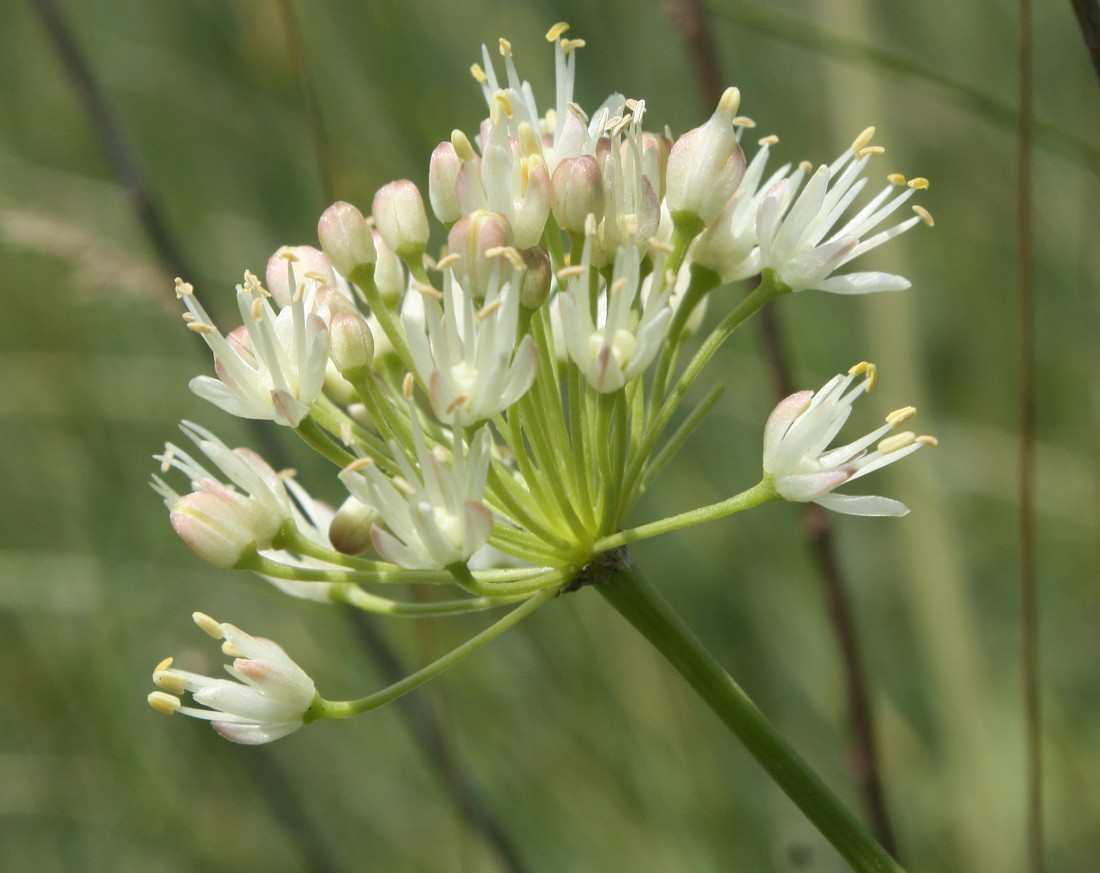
[{"x1": 148, "y1": 24, "x2": 935, "y2": 742}]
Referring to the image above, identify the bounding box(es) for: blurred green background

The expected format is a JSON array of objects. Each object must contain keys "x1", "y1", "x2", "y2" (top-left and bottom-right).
[{"x1": 1, "y1": 0, "x2": 1097, "y2": 871}]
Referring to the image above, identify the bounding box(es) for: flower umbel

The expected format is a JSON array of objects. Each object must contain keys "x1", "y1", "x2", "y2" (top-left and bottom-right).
[
  {"x1": 763, "y1": 362, "x2": 937, "y2": 516},
  {"x1": 148, "y1": 612, "x2": 316, "y2": 745}
]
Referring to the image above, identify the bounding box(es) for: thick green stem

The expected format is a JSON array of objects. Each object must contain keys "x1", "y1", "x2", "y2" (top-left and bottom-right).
[{"x1": 594, "y1": 553, "x2": 905, "y2": 873}]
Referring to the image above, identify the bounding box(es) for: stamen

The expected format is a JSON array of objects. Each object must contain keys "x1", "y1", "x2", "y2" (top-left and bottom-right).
[
  {"x1": 851, "y1": 126, "x2": 876, "y2": 153},
  {"x1": 451, "y1": 129, "x2": 476, "y2": 162},
  {"x1": 478, "y1": 299, "x2": 504, "y2": 319},
  {"x1": 584, "y1": 213, "x2": 598, "y2": 236},
  {"x1": 733, "y1": 115, "x2": 756, "y2": 128},
  {"x1": 567, "y1": 101, "x2": 589, "y2": 124},
  {"x1": 435, "y1": 252, "x2": 461, "y2": 271},
  {"x1": 498, "y1": 38, "x2": 512, "y2": 57},
  {"x1": 610, "y1": 277, "x2": 628, "y2": 295},
  {"x1": 340, "y1": 422, "x2": 354, "y2": 447},
  {"x1": 342, "y1": 457, "x2": 374, "y2": 475},
  {"x1": 446, "y1": 394, "x2": 470, "y2": 415},
  {"x1": 186, "y1": 322, "x2": 216, "y2": 335},
  {"x1": 222, "y1": 641, "x2": 245, "y2": 658},
  {"x1": 174, "y1": 277, "x2": 194, "y2": 298},
  {"x1": 402, "y1": 372, "x2": 415, "y2": 399},
  {"x1": 192, "y1": 612, "x2": 224, "y2": 639},
  {"x1": 181, "y1": 312, "x2": 196, "y2": 323},
  {"x1": 494, "y1": 91, "x2": 515, "y2": 120},
  {"x1": 251, "y1": 297, "x2": 265, "y2": 322},
  {"x1": 800, "y1": 160, "x2": 814, "y2": 173},
  {"x1": 887, "y1": 173, "x2": 907, "y2": 186},
  {"x1": 848, "y1": 361, "x2": 878, "y2": 391},
  {"x1": 486, "y1": 245, "x2": 525, "y2": 269},
  {"x1": 907, "y1": 177, "x2": 929, "y2": 190},
  {"x1": 857, "y1": 145, "x2": 886, "y2": 158},
  {"x1": 546, "y1": 22, "x2": 570, "y2": 41},
  {"x1": 518, "y1": 122, "x2": 541, "y2": 156},
  {"x1": 148, "y1": 691, "x2": 180, "y2": 715},
  {"x1": 886, "y1": 406, "x2": 917, "y2": 427},
  {"x1": 878, "y1": 431, "x2": 916, "y2": 454},
  {"x1": 470, "y1": 63, "x2": 487, "y2": 84},
  {"x1": 155, "y1": 657, "x2": 174, "y2": 672},
  {"x1": 411, "y1": 280, "x2": 443, "y2": 300},
  {"x1": 758, "y1": 134, "x2": 779, "y2": 147},
  {"x1": 913, "y1": 205, "x2": 935, "y2": 227},
  {"x1": 561, "y1": 38, "x2": 585, "y2": 54},
  {"x1": 916, "y1": 435, "x2": 939, "y2": 447},
  {"x1": 648, "y1": 237, "x2": 674, "y2": 254},
  {"x1": 558, "y1": 265, "x2": 585, "y2": 281}
]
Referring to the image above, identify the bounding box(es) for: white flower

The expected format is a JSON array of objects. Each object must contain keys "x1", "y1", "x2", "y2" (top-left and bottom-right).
[
  {"x1": 152, "y1": 422, "x2": 293, "y2": 567},
  {"x1": 405, "y1": 257, "x2": 537, "y2": 425},
  {"x1": 340, "y1": 419, "x2": 493, "y2": 570},
  {"x1": 148, "y1": 612, "x2": 316, "y2": 745},
  {"x1": 177, "y1": 264, "x2": 330, "y2": 427},
  {"x1": 763, "y1": 363, "x2": 937, "y2": 516},
  {"x1": 756, "y1": 128, "x2": 932, "y2": 294},
  {"x1": 558, "y1": 231, "x2": 671, "y2": 393}
]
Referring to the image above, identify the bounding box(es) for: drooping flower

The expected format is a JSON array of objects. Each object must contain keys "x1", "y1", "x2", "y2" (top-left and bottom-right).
[
  {"x1": 756, "y1": 128, "x2": 933, "y2": 294},
  {"x1": 148, "y1": 612, "x2": 316, "y2": 745},
  {"x1": 557, "y1": 225, "x2": 672, "y2": 393},
  {"x1": 340, "y1": 408, "x2": 493, "y2": 570},
  {"x1": 152, "y1": 422, "x2": 293, "y2": 567},
  {"x1": 763, "y1": 362, "x2": 937, "y2": 516}
]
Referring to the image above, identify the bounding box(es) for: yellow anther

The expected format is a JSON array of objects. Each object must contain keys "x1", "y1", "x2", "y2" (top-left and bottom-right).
[
  {"x1": 470, "y1": 63, "x2": 487, "y2": 84},
  {"x1": 279, "y1": 250, "x2": 300, "y2": 263},
  {"x1": 857, "y1": 145, "x2": 886, "y2": 158},
  {"x1": 446, "y1": 394, "x2": 470, "y2": 415},
  {"x1": 800, "y1": 160, "x2": 814, "y2": 173},
  {"x1": 848, "y1": 361, "x2": 878, "y2": 391},
  {"x1": 221, "y1": 640, "x2": 245, "y2": 658},
  {"x1": 907, "y1": 177, "x2": 929, "y2": 190},
  {"x1": 498, "y1": 38, "x2": 512, "y2": 57},
  {"x1": 733, "y1": 115, "x2": 756, "y2": 128},
  {"x1": 411, "y1": 281, "x2": 443, "y2": 300},
  {"x1": 916, "y1": 435, "x2": 939, "y2": 447},
  {"x1": 878, "y1": 431, "x2": 916, "y2": 454},
  {"x1": 851, "y1": 126, "x2": 876, "y2": 153},
  {"x1": 153, "y1": 669, "x2": 187, "y2": 695},
  {"x1": 186, "y1": 322, "x2": 216, "y2": 335},
  {"x1": 250, "y1": 297, "x2": 264, "y2": 322},
  {"x1": 647, "y1": 237, "x2": 674, "y2": 254},
  {"x1": 486, "y1": 245, "x2": 525, "y2": 269},
  {"x1": 558, "y1": 265, "x2": 586, "y2": 281},
  {"x1": 342, "y1": 457, "x2": 374, "y2": 475},
  {"x1": 451, "y1": 129, "x2": 476, "y2": 162},
  {"x1": 174, "y1": 277, "x2": 194, "y2": 298},
  {"x1": 494, "y1": 91, "x2": 515, "y2": 119},
  {"x1": 435, "y1": 252, "x2": 461, "y2": 271},
  {"x1": 567, "y1": 101, "x2": 590, "y2": 124},
  {"x1": 887, "y1": 173, "x2": 907, "y2": 186},
  {"x1": 276, "y1": 467, "x2": 298, "y2": 481},
  {"x1": 717, "y1": 86, "x2": 741, "y2": 117},
  {"x1": 181, "y1": 312, "x2": 196, "y2": 323},
  {"x1": 155, "y1": 657, "x2": 174, "y2": 673},
  {"x1": 546, "y1": 22, "x2": 570, "y2": 41},
  {"x1": 159, "y1": 447, "x2": 173, "y2": 474},
  {"x1": 478, "y1": 299, "x2": 504, "y2": 319},
  {"x1": 610, "y1": 277, "x2": 628, "y2": 295},
  {"x1": 561, "y1": 37, "x2": 585, "y2": 53},
  {"x1": 912, "y1": 205, "x2": 934, "y2": 227},
  {"x1": 148, "y1": 691, "x2": 180, "y2": 715},
  {"x1": 584, "y1": 213, "x2": 598, "y2": 237},
  {"x1": 886, "y1": 406, "x2": 917, "y2": 427},
  {"x1": 518, "y1": 122, "x2": 541, "y2": 156},
  {"x1": 758, "y1": 134, "x2": 779, "y2": 147},
  {"x1": 402, "y1": 372, "x2": 415, "y2": 399},
  {"x1": 392, "y1": 475, "x2": 415, "y2": 497},
  {"x1": 339, "y1": 421, "x2": 354, "y2": 447},
  {"x1": 192, "y1": 612, "x2": 224, "y2": 639}
]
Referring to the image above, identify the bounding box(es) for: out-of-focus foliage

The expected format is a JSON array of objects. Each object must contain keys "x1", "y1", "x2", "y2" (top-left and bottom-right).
[{"x1": 1, "y1": 1, "x2": 1097, "y2": 871}]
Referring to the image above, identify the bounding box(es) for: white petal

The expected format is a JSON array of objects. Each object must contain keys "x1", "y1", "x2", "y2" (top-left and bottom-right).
[{"x1": 813, "y1": 493, "x2": 910, "y2": 517}]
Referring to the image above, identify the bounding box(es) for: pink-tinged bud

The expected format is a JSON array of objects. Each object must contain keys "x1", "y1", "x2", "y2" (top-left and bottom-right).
[
  {"x1": 665, "y1": 87, "x2": 746, "y2": 226},
  {"x1": 328, "y1": 495, "x2": 379, "y2": 555},
  {"x1": 170, "y1": 488, "x2": 259, "y2": 569},
  {"x1": 312, "y1": 285, "x2": 358, "y2": 323},
  {"x1": 371, "y1": 180, "x2": 430, "y2": 261},
  {"x1": 329, "y1": 310, "x2": 374, "y2": 374},
  {"x1": 371, "y1": 231, "x2": 405, "y2": 308},
  {"x1": 429, "y1": 142, "x2": 464, "y2": 225},
  {"x1": 266, "y1": 246, "x2": 336, "y2": 307},
  {"x1": 638, "y1": 132, "x2": 673, "y2": 197},
  {"x1": 519, "y1": 246, "x2": 552, "y2": 310},
  {"x1": 317, "y1": 201, "x2": 376, "y2": 276},
  {"x1": 551, "y1": 155, "x2": 605, "y2": 233},
  {"x1": 447, "y1": 210, "x2": 514, "y2": 299}
]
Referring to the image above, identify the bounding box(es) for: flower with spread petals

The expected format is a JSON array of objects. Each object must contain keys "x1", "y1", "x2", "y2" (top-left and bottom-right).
[
  {"x1": 176, "y1": 265, "x2": 330, "y2": 427},
  {"x1": 152, "y1": 422, "x2": 293, "y2": 567},
  {"x1": 405, "y1": 255, "x2": 537, "y2": 424},
  {"x1": 148, "y1": 612, "x2": 316, "y2": 745},
  {"x1": 763, "y1": 363, "x2": 936, "y2": 516},
  {"x1": 340, "y1": 418, "x2": 493, "y2": 570},
  {"x1": 756, "y1": 128, "x2": 932, "y2": 294},
  {"x1": 558, "y1": 229, "x2": 671, "y2": 393}
]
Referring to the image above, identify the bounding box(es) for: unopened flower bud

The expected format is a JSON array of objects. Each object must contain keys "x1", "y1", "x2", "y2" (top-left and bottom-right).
[
  {"x1": 329, "y1": 310, "x2": 375, "y2": 374},
  {"x1": 518, "y1": 246, "x2": 552, "y2": 310},
  {"x1": 551, "y1": 155, "x2": 605, "y2": 233},
  {"x1": 372, "y1": 231, "x2": 405, "y2": 308},
  {"x1": 447, "y1": 210, "x2": 514, "y2": 298},
  {"x1": 266, "y1": 246, "x2": 335, "y2": 307},
  {"x1": 318, "y1": 201, "x2": 376, "y2": 276},
  {"x1": 328, "y1": 495, "x2": 379, "y2": 555},
  {"x1": 665, "y1": 87, "x2": 746, "y2": 226},
  {"x1": 429, "y1": 141, "x2": 464, "y2": 225},
  {"x1": 372, "y1": 180, "x2": 430, "y2": 262}
]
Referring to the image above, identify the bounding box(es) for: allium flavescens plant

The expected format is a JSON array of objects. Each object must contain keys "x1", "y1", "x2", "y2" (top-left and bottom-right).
[{"x1": 148, "y1": 24, "x2": 936, "y2": 872}]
